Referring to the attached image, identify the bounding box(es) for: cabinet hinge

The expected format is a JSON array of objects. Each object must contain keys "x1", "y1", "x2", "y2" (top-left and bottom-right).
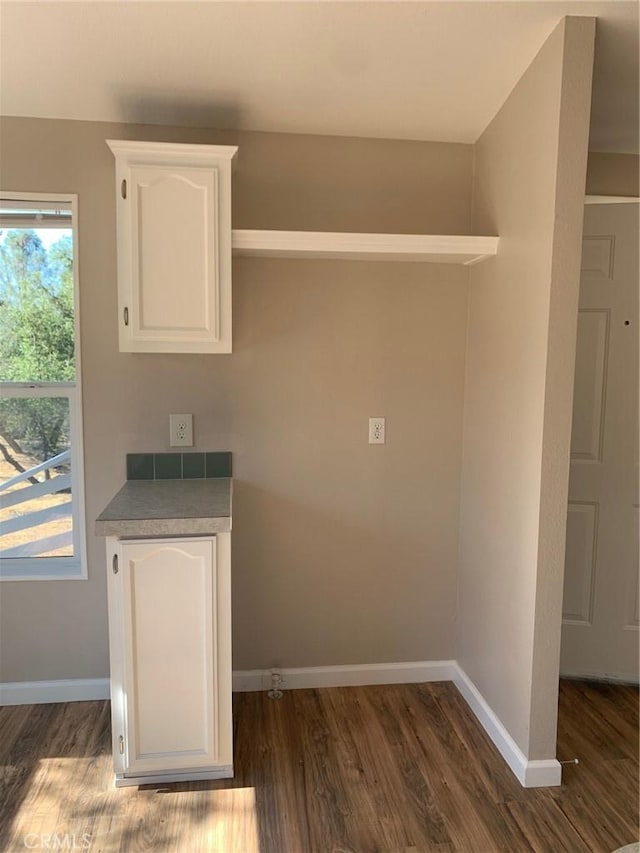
[
  {"x1": 121, "y1": 179, "x2": 127, "y2": 200},
  {"x1": 119, "y1": 735, "x2": 125, "y2": 754}
]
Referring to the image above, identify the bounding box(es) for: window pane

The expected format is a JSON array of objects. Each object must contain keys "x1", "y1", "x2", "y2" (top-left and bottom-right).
[
  {"x1": 0, "y1": 396, "x2": 73, "y2": 558},
  {"x1": 0, "y1": 228, "x2": 75, "y2": 382}
]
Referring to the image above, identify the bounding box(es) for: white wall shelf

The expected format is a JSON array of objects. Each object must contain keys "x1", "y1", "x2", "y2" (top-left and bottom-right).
[
  {"x1": 585, "y1": 195, "x2": 640, "y2": 204},
  {"x1": 232, "y1": 230, "x2": 499, "y2": 265}
]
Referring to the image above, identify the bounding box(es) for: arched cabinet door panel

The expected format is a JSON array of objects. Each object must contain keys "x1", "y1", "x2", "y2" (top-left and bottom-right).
[{"x1": 106, "y1": 534, "x2": 232, "y2": 785}]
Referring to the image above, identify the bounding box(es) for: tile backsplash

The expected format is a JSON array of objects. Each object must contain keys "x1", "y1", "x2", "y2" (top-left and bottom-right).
[{"x1": 126, "y1": 452, "x2": 232, "y2": 481}]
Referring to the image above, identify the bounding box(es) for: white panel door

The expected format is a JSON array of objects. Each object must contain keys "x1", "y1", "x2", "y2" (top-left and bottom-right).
[
  {"x1": 120, "y1": 538, "x2": 219, "y2": 774},
  {"x1": 561, "y1": 202, "x2": 639, "y2": 680}
]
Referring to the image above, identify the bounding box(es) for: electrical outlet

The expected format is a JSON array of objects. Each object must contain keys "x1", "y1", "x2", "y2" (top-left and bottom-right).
[
  {"x1": 169, "y1": 413, "x2": 193, "y2": 447},
  {"x1": 368, "y1": 417, "x2": 385, "y2": 444}
]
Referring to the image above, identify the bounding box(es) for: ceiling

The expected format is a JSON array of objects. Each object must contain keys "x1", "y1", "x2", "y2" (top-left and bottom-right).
[{"x1": 0, "y1": 1, "x2": 637, "y2": 153}]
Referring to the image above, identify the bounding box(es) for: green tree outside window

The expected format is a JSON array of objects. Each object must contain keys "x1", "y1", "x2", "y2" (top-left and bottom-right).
[{"x1": 0, "y1": 229, "x2": 75, "y2": 476}]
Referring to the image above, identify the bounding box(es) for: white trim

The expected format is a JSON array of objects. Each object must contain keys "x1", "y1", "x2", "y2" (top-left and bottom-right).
[
  {"x1": 585, "y1": 195, "x2": 640, "y2": 204},
  {"x1": 106, "y1": 139, "x2": 237, "y2": 164},
  {"x1": 232, "y1": 659, "x2": 456, "y2": 693},
  {"x1": 69, "y1": 194, "x2": 87, "y2": 577},
  {"x1": 232, "y1": 230, "x2": 498, "y2": 264},
  {"x1": 115, "y1": 766, "x2": 233, "y2": 787},
  {"x1": 453, "y1": 664, "x2": 561, "y2": 788},
  {"x1": 0, "y1": 192, "x2": 78, "y2": 209},
  {"x1": 0, "y1": 678, "x2": 110, "y2": 705},
  {"x1": 519, "y1": 759, "x2": 563, "y2": 788},
  {"x1": 1, "y1": 662, "x2": 566, "y2": 789},
  {"x1": 560, "y1": 669, "x2": 639, "y2": 685}
]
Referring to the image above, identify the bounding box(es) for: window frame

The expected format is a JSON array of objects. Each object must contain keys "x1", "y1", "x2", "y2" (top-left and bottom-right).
[{"x1": 0, "y1": 192, "x2": 87, "y2": 581}]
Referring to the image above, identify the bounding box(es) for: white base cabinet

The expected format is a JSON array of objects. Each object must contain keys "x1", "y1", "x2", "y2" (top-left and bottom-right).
[{"x1": 105, "y1": 534, "x2": 232, "y2": 786}]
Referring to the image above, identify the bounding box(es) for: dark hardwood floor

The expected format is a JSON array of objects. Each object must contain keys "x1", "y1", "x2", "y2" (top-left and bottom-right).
[{"x1": 0, "y1": 679, "x2": 637, "y2": 852}]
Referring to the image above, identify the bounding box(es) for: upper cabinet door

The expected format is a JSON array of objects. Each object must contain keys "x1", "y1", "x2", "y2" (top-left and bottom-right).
[{"x1": 107, "y1": 140, "x2": 237, "y2": 353}]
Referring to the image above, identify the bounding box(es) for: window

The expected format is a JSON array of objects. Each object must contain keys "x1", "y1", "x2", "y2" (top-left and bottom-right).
[{"x1": 0, "y1": 194, "x2": 86, "y2": 580}]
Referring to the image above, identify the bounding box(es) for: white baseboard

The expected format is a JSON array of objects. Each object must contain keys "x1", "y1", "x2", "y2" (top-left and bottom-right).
[
  {"x1": 0, "y1": 678, "x2": 110, "y2": 706},
  {"x1": 453, "y1": 664, "x2": 561, "y2": 788},
  {"x1": 559, "y1": 669, "x2": 640, "y2": 686},
  {"x1": 232, "y1": 659, "x2": 457, "y2": 693},
  {"x1": 0, "y1": 663, "x2": 563, "y2": 789}
]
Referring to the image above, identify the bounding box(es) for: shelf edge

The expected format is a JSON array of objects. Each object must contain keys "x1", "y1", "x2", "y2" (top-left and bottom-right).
[{"x1": 232, "y1": 230, "x2": 498, "y2": 263}]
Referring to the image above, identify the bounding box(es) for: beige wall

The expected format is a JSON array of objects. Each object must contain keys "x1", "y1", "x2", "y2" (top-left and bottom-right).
[
  {"x1": 586, "y1": 152, "x2": 639, "y2": 197},
  {"x1": 0, "y1": 117, "x2": 472, "y2": 680},
  {"x1": 457, "y1": 17, "x2": 595, "y2": 759}
]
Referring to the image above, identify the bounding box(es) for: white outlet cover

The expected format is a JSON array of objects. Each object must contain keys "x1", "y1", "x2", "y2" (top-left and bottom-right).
[
  {"x1": 169, "y1": 413, "x2": 193, "y2": 447},
  {"x1": 368, "y1": 417, "x2": 385, "y2": 444}
]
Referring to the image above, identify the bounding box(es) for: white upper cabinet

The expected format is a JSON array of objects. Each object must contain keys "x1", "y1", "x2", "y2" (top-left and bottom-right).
[{"x1": 107, "y1": 140, "x2": 237, "y2": 353}]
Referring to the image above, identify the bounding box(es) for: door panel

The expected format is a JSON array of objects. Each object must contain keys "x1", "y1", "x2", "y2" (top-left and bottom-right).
[
  {"x1": 121, "y1": 538, "x2": 219, "y2": 773},
  {"x1": 130, "y1": 164, "x2": 220, "y2": 342},
  {"x1": 581, "y1": 235, "x2": 615, "y2": 279},
  {"x1": 570, "y1": 310, "x2": 609, "y2": 462},
  {"x1": 563, "y1": 502, "x2": 598, "y2": 624},
  {"x1": 561, "y1": 202, "x2": 639, "y2": 680}
]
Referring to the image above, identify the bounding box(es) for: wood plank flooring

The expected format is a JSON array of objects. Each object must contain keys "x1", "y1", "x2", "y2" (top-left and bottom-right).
[{"x1": 0, "y1": 679, "x2": 637, "y2": 852}]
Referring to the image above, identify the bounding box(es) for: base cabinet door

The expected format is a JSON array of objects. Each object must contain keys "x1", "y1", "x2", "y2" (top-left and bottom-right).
[{"x1": 106, "y1": 535, "x2": 232, "y2": 784}]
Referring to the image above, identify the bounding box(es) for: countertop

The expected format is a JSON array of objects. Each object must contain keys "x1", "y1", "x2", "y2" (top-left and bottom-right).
[{"x1": 95, "y1": 478, "x2": 232, "y2": 537}]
